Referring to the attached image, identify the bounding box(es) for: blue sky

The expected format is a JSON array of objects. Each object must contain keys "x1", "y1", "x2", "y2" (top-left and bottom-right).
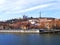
[{"x1": 0, "y1": 0, "x2": 60, "y2": 21}]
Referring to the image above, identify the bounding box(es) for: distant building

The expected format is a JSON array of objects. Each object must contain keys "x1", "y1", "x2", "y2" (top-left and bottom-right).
[{"x1": 0, "y1": 17, "x2": 60, "y2": 30}]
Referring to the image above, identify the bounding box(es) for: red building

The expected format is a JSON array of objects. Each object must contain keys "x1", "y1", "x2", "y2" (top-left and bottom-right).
[{"x1": 0, "y1": 17, "x2": 60, "y2": 30}]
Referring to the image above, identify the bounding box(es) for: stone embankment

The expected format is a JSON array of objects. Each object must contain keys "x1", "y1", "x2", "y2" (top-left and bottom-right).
[{"x1": 0, "y1": 30, "x2": 39, "y2": 33}]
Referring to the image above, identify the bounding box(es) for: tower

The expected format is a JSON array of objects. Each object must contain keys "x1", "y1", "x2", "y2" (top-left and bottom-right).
[
  {"x1": 40, "y1": 12, "x2": 41, "y2": 18},
  {"x1": 23, "y1": 15, "x2": 28, "y2": 19}
]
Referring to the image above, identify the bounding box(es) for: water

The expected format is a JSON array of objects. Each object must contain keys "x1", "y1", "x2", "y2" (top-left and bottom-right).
[{"x1": 0, "y1": 33, "x2": 60, "y2": 45}]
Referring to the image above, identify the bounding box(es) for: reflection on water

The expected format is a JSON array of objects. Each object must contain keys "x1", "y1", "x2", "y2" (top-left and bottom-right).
[{"x1": 0, "y1": 33, "x2": 60, "y2": 45}]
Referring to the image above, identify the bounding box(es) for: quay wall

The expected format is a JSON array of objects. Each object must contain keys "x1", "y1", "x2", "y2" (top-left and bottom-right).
[{"x1": 0, "y1": 30, "x2": 39, "y2": 33}]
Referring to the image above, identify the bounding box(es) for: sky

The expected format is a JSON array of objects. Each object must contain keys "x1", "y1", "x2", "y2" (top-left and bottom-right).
[{"x1": 0, "y1": 0, "x2": 60, "y2": 21}]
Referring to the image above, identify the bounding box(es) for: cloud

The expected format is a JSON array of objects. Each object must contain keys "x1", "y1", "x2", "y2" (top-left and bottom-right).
[
  {"x1": 4, "y1": 2, "x2": 56, "y2": 14},
  {"x1": 0, "y1": 0, "x2": 55, "y2": 12},
  {"x1": 0, "y1": 0, "x2": 60, "y2": 21},
  {"x1": 18, "y1": 3, "x2": 55, "y2": 13},
  {"x1": 0, "y1": 0, "x2": 6, "y2": 4}
]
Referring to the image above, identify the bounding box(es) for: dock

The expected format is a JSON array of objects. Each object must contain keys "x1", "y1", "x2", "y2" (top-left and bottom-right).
[{"x1": 39, "y1": 29, "x2": 60, "y2": 33}]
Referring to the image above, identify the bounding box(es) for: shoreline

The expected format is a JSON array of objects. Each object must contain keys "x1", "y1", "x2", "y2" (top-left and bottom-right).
[
  {"x1": 0, "y1": 30, "x2": 39, "y2": 33},
  {"x1": 0, "y1": 29, "x2": 60, "y2": 34}
]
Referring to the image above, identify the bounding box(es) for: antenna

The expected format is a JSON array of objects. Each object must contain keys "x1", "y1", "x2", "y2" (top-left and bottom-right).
[{"x1": 40, "y1": 12, "x2": 41, "y2": 18}]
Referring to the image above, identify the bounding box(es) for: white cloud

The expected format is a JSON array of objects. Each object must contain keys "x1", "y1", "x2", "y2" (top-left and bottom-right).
[
  {"x1": 0, "y1": 0, "x2": 6, "y2": 4},
  {"x1": 16, "y1": 3, "x2": 55, "y2": 13},
  {"x1": 0, "y1": 0, "x2": 56, "y2": 14},
  {"x1": 3, "y1": 3, "x2": 55, "y2": 14},
  {"x1": 0, "y1": 0, "x2": 59, "y2": 16}
]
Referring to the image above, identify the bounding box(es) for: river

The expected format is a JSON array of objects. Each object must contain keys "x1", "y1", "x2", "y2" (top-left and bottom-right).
[{"x1": 0, "y1": 33, "x2": 60, "y2": 45}]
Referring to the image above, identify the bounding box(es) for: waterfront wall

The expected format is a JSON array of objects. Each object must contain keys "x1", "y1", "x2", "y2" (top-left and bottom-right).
[{"x1": 0, "y1": 30, "x2": 39, "y2": 33}]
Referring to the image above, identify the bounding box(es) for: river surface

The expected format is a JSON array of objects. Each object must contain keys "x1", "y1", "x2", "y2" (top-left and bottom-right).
[{"x1": 0, "y1": 33, "x2": 60, "y2": 45}]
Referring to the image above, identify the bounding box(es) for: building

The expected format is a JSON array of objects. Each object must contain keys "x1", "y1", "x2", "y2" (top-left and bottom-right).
[{"x1": 0, "y1": 17, "x2": 60, "y2": 30}]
